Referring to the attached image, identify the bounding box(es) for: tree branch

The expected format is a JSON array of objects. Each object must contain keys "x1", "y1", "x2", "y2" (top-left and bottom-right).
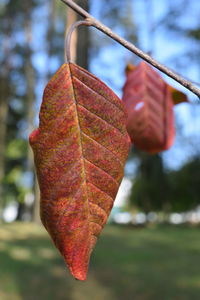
[{"x1": 61, "y1": 0, "x2": 200, "y2": 99}]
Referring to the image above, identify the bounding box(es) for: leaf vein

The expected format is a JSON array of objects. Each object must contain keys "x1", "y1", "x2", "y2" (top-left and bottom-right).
[
  {"x1": 84, "y1": 157, "x2": 119, "y2": 186},
  {"x1": 88, "y1": 181, "x2": 114, "y2": 203},
  {"x1": 73, "y1": 75, "x2": 124, "y2": 113},
  {"x1": 77, "y1": 102, "x2": 125, "y2": 138},
  {"x1": 89, "y1": 201, "x2": 108, "y2": 220},
  {"x1": 81, "y1": 131, "x2": 123, "y2": 167},
  {"x1": 56, "y1": 180, "x2": 85, "y2": 227}
]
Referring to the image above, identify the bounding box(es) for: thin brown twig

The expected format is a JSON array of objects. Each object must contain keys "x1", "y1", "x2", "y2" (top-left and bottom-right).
[{"x1": 61, "y1": 0, "x2": 200, "y2": 99}]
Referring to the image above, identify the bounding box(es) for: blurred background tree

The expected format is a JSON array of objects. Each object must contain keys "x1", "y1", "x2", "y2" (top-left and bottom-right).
[{"x1": 0, "y1": 0, "x2": 38, "y2": 221}]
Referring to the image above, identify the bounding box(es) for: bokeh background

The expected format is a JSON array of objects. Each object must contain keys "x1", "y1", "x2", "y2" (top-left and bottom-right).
[{"x1": 1, "y1": 0, "x2": 200, "y2": 299}]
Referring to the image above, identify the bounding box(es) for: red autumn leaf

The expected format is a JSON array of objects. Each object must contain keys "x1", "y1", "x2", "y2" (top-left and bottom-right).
[
  {"x1": 126, "y1": 63, "x2": 188, "y2": 105},
  {"x1": 29, "y1": 63, "x2": 130, "y2": 281},
  {"x1": 122, "y1": 62, "x2": 175, "y2": 154}
]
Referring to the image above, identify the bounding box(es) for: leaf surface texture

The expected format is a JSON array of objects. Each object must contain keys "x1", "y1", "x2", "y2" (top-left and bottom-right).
[
  {"x1": 122, "y1": 62, "x2": 175, "y2": 153},
  {"x1": 29, "y1": 63, "x2": 130, "y2": 280}
]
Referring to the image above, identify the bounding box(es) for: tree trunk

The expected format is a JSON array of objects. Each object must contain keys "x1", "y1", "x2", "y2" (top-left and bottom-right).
[
  {"x1": 66, "y1": 5, "x2": 78, "y2": 62},
  {"x1": 76, "y1": 0, "x2": 89, "y2": 69},
  {"x1": 23, "y1": 2, "x2": 37, "y2": 222},
  {"x1": 0, "y1": 79, "x2": 9, "y2": 221},
  {"x1": 0, "y1": 6, "x2": 13, "y2": 221},
  {"x1": 32, "y1": 179, "x2": 41, "y2": 224},
  {"x1": 65, "y1": 0, "x2": 89, "y2": 69}
]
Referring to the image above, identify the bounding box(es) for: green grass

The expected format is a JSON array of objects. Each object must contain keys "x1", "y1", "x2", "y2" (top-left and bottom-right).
[{"x1": 1, "y1": 223, "x2": 200, "y2": 300}]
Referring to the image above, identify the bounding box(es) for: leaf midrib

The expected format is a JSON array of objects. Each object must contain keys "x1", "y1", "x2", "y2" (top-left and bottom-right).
[{"x1": 68, "y1": 63, "x2": 90, "y2": 221}]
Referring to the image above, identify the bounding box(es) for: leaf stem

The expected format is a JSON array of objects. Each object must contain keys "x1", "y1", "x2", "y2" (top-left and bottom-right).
[
  {"x1": 65, "y1": 19, "x2": 92, "y2": 62},
  {"x1": 61, "y1": 0, "x2": 200, "y2": 99}
]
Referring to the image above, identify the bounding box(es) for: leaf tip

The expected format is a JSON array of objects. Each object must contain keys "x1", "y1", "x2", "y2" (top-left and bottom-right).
[
  {"x1": 71, "y1": 268, "x2": 87, "y2": 281},
  {"x1": 63, "y1": 254, "x2": 88, "y2": 281}
]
